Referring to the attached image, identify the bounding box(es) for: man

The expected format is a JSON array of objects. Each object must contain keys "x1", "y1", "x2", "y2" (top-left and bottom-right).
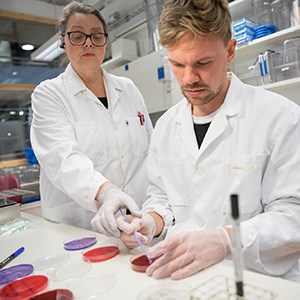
[{"x1": 117, "y1": 0, "x2": 300, "y2": 282}]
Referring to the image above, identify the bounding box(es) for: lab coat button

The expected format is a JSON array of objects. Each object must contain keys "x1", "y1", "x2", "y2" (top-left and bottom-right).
[{"x1": 197, "y1": 168, "x2": 203, "y2": 176}]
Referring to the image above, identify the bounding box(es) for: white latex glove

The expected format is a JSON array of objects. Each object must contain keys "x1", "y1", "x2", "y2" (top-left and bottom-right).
[
  {"x1": 116, "y1": 214, "x2": 156, "y2": 249},
  {"x1": 146, "y1": 227, "x2": 232, "y2": 280},
  {"x1": 91, "y1": 183, "x2": 142, "y2": 237}
]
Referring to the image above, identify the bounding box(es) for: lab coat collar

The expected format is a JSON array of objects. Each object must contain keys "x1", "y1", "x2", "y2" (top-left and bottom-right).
[
  {"x1": 102, "y1": 69, "x2": 123, "y2": 111},
  {"x1": 222, "y1": 72, "x2": 244, "y2": 119},
  {"x1": 178, "y1": 103, "x2": 200, "y2": 159},
  {"x1": 64, "y1": 64, "x2": 88, "y2": 96},
  {"x1": 64, "y1": 64, "x2": 123, "y2": 110}
]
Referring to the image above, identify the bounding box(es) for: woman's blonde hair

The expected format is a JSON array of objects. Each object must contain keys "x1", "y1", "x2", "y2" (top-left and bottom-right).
[{"x1": 158, "y1": 0, "x2": 232, "y2": 47}]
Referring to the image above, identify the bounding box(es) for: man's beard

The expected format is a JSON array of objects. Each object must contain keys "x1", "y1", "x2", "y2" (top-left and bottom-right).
[{"x1": 181, "y1": 83, "x2": 222, "y2": 106}]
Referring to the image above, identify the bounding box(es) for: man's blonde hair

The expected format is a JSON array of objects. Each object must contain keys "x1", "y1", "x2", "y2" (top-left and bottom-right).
[{"x1": 158, "y1": 0, "x2": 232, "y2": 47}]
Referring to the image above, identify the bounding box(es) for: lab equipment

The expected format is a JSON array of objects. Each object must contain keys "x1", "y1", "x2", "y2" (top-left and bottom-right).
[
  {"x1": 190, "y1": 275, "x2": 277, "y2": 299},
  {"x1": 232, "y1": 18, "x2": 257, "y2": 46},
  {"x1": 251, "y1": 0, "x2": 274, "y2": 25},
  {"x1": 66, "y1": 273, "x2": 116, "y2": 299},
  {"x1": 29, "y1": 289, "x2": 73, "y2": 300},
  {"x1": 119, "y1": 209, "x2": 153, "y2": 264},
  {"x1": 33, "y1": 253, "x2": 70, "y2": 272},
  {"x1": 63, "y1": 236, "x2": 97, "y2": 251},
  {"x1": 48, "y1": 261, "x2": 91, "y2": 281},
  {"x1": 130, "y1": 253, "x2": 158, "y2": 273},
  {"x1": 271, "y1": 0, "x2": 292, "y2": 30},
  {"x1": 0, "y1": 275, "x2": 48, "y2": 299},
  {"x1": 0, "y1": 264, "x2": 33, "y2": 285},
  {"x1": 82, "y1": 245, "x2": 119, "y2": 262}
]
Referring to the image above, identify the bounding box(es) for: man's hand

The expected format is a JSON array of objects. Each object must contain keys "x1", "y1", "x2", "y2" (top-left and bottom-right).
[{"x1": 146, "y1": 227, "x2": 232, "y2": 279}]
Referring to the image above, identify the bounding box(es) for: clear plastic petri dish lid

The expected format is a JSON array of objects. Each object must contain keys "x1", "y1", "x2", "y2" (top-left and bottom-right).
[
  {"x1": 137, "y1": 282, "x2": 192, "y2": 300},
  {"x1": 66, "y1": 272, "x2": 116, "y2": 299},
  {"x1": 63, "y1": 235, "x2": 97, "y2": 251},
  {"x1": 33, "y1": 253, "x2": 70, "y2": 272},
  {"x1": 47, "y1": 261, "x2": 92, "y2": 282},
  {"x1": 82, "y1": 244, "x2": 119, "y2": 263}
]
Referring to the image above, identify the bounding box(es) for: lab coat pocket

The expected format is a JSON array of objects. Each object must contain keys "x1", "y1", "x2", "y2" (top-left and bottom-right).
[
  {"x1": 74, "y1": 122, "x2": 107, "y2": 165},
  {"x1": 127, "y1": 117, "x2": 149, "y2": 157},
  {"x1": 223, "y1": 154, "x2": 267, "y2": 214},
  {"x1": 159, "y1": 158, "x2": 188, "y2": 207}
]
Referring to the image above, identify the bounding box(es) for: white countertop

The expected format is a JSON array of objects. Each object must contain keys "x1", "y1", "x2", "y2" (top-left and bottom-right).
[{"x1": 1, "y1": 212, "x2": 300, "y2": 299}]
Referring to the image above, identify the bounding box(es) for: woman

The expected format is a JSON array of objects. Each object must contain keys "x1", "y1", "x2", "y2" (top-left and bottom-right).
[{"x1": 30, "y1": 1, "x2": 152, "y2": 236}]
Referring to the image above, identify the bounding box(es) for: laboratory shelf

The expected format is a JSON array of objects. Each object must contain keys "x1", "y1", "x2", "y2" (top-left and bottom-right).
[
  {"x1": 263, "y1": 76, "x2": 300, "y2": 90},
  {"x1": 235, "y1": 25, "x2": 300, "y2": 59},
  {"x1": 229, "y1": 0, "x2": 300, "y2": 105}
]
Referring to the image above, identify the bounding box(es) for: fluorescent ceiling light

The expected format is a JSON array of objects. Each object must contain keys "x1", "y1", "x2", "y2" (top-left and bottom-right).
[
  {"x1": 21, "y1": 44, "x2": 34, "y2": 51},
  {"x1": 31, "y1": 33, "x2": 63, "y2": 62}
]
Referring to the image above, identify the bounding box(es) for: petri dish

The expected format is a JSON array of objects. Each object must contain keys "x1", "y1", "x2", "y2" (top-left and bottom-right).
[
  {"x1": 28, "y1": 289, "x2": 73, "y2": 300},
  {"x1": 130, "y1": 254, "x2": 157, "y2": 273},
  {"x1": 82, "y1": 245, "x2": 119, "y2": 263},
  {"x1": 0, "y1": 264, "x2": 34, "y2": 285},
  {"x1": 137, "y1": 282, "x2": 192, "y2": 300},
  {"x1": 33, "y1": 253, "x2": 70, "y2": 271},
  {"x1": 48, "y1": 261, "x2": 91, "y2": 282},
  {"x1": 63, "y1": 236, "x2": 97, "y2": 251},
  {"x1": 66, "y1": 273, "x2": 116, "y2": 299},
  {"x1": 0, "y1": 275, "x2": 48, "y2": 300}
]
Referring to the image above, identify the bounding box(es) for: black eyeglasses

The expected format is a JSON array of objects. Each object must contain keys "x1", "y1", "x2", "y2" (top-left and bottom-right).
[{"x1": 64, "y1": 31, "x2": 108, "y2": 47}]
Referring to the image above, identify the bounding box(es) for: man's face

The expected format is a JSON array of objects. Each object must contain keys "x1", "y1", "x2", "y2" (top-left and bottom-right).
[{"x1": 166, "y1": 32, "x2": 236, "y2": 116}]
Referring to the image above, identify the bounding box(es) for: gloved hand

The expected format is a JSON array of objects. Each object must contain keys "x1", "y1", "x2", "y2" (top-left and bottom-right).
[
  {"x1": 116, "y1": 213, "x2": 156, "y2": 248},
  {"x1": 91, "y1": 183, "x2": 142, "y2": 237},
  {"x1": 146, "y1": 227, "x2": 232, "y2": 280}
]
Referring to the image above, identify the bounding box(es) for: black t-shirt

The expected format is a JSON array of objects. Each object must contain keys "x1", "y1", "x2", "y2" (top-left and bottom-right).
[
  {"x1": 98, "y1": 97, "x2": 108, "y2": 109},
  {"x1": 193, "y1": 122, "x2": 210, "y2": 149}
]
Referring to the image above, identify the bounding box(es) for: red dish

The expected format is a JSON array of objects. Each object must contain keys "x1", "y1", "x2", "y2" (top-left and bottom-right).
[
  {"x1": 82, "y1": 245, "x2": 119, "y2": 263},
  {"x1": 28, "y1": 289, "x2": 73, "y2": 300},
  {"x1": 131, "y1": 254, "x2": 157, "y2": 273},
  {"x1": 0, "y1": 275, "x2": 48, "y2": 300}
]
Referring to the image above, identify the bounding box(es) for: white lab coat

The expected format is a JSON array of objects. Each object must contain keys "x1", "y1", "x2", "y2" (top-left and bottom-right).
[
  {"x1": 143, "y1": 73, "x2": 300, "y2": 281},
  {"x1": 31, "y1": 64, "x2": 152, "y2": 229}
]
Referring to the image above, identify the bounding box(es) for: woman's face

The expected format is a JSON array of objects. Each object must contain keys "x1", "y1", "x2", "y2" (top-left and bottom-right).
[{"x1": 63, "y1": 13, "x2": 107, "y2": 73}]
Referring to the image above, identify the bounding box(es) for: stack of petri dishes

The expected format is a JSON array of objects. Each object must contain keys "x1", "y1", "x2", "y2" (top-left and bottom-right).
[{"x1": 253, "y1": 24, "x2": 276, "y2": 40}]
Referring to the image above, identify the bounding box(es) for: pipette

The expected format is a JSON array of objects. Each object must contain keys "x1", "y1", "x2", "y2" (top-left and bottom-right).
[{"x1": 119, "y1": 209, "x2": 153, "y2": 264}]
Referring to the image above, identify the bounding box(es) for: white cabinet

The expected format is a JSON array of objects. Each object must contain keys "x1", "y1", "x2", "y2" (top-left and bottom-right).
[
  {"x1": 230, "y1": 0, "x2": 300, "y2": 105},
  {"x1": 111, "y1": 51, "x2": 182, "y2": 114}
]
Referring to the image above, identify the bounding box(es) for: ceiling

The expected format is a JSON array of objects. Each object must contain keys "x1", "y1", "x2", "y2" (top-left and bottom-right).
[{"x1": 0, "y1": 0, "x2": 142, "y2": 109}]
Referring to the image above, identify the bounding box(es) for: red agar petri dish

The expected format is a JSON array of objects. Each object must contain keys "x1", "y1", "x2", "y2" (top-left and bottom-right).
[
  {"x1": 82, "y1": 245, "x2": 119, "y2": 263},
  {"x1": 0, "y1": 275, "x2": 48, "y2": 300},
  {"x1": 28, "y1": 289, "x2": 73, "y2": 300},
  {"x1": 131, "y1": 254, "x2": 157, "y2": 273}
]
